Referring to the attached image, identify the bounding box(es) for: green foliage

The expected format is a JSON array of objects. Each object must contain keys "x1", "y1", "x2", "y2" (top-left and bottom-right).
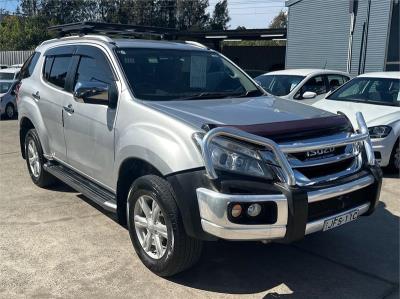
[
  {"x1": 269, "y1": 10, "x2": 287, "y2": 29},
  {"x1": 0, "y1": 15, "x2": 54, "y2": 50},
  {"x1": 210, "y1": 0, "x2": 230, "y2": 30}
]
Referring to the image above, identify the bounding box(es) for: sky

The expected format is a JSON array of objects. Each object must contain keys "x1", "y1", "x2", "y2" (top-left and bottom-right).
[{"x1": 0, "y1": 0, "x2": 287, "y2": 29}]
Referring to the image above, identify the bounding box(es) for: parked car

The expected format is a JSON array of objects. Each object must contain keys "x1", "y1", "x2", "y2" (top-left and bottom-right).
[
  {"x1": 255, "y1": 69, "x2": 351, "y2": 104},
  {"x1": 0, "y1": 80, "x2": 18, "y2": 119},
  {"x1": 18, "y1": 29, "x2": 382, "y2": 277},
  {"x1": 314, "y1": 72, "x2": 400, "y2": 171},
  {"x1": 10, "y1": 63, "x2": 24, "y2": 68},
  {"x1": 0, "y1": 64, "x2": 8, "y2": 69},
  {"x1": 0, "y1": 67, "x2": 20, "y2": 81}
]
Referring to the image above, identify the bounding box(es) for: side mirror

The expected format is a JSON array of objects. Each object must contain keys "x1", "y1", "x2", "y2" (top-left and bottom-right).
[
  {"x1": 74, "y1": 81, "x2": 118, "y2": 108},
  {"x1": 302, "y1": 91, "x2": 317, "y2": 99}
]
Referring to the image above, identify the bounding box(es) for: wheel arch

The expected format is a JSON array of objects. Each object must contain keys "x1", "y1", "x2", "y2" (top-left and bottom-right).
[
  {"x1": 19, "y1": 117, "x2": 35, "y2": 159},
  {"x1": 116, "y1": 157, "x2": 164, "y2": 225}
]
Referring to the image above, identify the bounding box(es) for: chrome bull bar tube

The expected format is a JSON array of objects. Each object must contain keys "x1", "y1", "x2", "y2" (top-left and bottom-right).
[{"x1": 200, "y1": 112, "x2": 375, "y2": 185}]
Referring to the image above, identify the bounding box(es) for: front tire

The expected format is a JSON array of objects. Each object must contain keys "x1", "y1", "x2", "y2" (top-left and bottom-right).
[
  {"x1": 24, "y1": 129, "x2": 56, "y2": 187},
  {"x1": 127, "y1": 175, "x2": 203, "y2": 277},
  {"x1": 389, "y1": 138, "x2": 400, "y2": 173}
]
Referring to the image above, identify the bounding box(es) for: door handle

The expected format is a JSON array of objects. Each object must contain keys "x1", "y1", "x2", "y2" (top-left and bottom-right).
[
  {"x1": 63, "y1": 104, "x2": 74, "y2": 114},
  {"x1": 32, "y1": 91, "x2": 40, "y2": 100}
]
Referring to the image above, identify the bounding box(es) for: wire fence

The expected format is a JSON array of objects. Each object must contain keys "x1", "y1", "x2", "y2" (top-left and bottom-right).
[{"x1": 0, "y1": 50, "x2": 33, "y2": 66}]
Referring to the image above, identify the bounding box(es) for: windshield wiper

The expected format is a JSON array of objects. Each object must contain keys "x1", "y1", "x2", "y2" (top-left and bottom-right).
[
  {"x1": 235, "y1": 89, "x2": 264, "y2": 98},
  {"x1": 178, "y1": 91, "x2": 244, "y2": 101}
]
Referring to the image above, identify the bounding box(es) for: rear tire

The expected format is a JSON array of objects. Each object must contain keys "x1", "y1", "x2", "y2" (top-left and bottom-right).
[
  {"x1": 5, "y1": 103, "x2": 15, "y2": 119},
  {"x1": 24, "y1": 129, "x2": 56, "y2": 187},
  {"x1": 127, "y1": 175, "x2": 203, "y2": 277}
]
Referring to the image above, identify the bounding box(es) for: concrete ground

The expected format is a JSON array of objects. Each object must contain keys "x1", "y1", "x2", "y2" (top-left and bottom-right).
[{"x1": 0, "y1": 119, "x2": 398, "y2": 299}]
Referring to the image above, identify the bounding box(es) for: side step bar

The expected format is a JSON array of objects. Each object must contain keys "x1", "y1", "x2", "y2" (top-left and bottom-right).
[{"x1": 44, "y1": 162, "x2": 117, "y2": 212}]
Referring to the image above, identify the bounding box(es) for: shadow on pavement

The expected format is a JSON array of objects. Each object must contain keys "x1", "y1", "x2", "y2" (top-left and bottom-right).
[{"x1": 169, "y1": 201, "x2": 399, "y2": 297}]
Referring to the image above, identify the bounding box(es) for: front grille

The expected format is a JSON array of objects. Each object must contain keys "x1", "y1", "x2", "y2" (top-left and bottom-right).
[
  {"x1": 298, "y1": 158, "x2": 354, "y2": 179},
  {"x1": 291, "y1": 146, "x2": 347, "y2": 161},
  {"x1": 307, "y1": 185, "x2": 372, "y2": 222}
]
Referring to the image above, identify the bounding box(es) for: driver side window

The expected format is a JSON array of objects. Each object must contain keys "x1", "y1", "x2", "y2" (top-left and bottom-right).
[
  {"x1": 73, "y1": 47, "x2": 116, "y2": 105},
  {"x1": 295, "y1": 75, "x2": 327, "y2": 99}
]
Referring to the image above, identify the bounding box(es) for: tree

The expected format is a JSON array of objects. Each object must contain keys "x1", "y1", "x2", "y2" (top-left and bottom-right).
[
  {"x1": 176, "y1": 0, "x2": 210, "y2": 30},
  {"x1": 0, "y1": 15, "x2": 53, "y2": 50},
  {"x1": 209, "y1": 0, "x2": 230, "y2": 30},
  {"x1": 269, "y1": 10, "x2": 287, "y2": 29}
]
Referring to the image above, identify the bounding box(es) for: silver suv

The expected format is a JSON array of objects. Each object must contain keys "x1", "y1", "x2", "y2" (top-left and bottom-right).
[{"x1": 18, "y1": 32, "x2": 382, "y2": 277}]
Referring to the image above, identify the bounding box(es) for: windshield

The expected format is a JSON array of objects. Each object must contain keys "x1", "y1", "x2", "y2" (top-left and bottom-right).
[
  {"x1": 0, "y1": 73, "x2": 14, "y2": 80},
  {"x1": 327, "y1": 77, "x2": 400, "y2": 107},
  {"x1": 255, "y1": 74, "x2": 305, "y2": 96},
  {"x1": 116, "y1": 48, "x2": 263, "y2": 101},
  {"x1": 0, "y1": 82, "x2": 13, "y2": 94}
]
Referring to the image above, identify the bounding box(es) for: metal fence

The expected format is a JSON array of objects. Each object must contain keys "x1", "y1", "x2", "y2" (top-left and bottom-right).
[{"x1": 0, "y1": 50, "x2": 34, "y2": 66}]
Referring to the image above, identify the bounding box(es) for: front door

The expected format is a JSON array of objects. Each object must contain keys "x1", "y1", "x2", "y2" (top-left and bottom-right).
[{"x1": 63, "y1": 45, "x2": 118, "y2": 188}]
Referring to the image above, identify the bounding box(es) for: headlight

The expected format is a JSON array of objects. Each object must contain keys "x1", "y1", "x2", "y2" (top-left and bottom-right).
[
  {"x1": 193, "y1": 133, "x2": 274, "y2": 179},
  {"x1": 368, "y1": 126, "x2": 392, "y2": 138}
]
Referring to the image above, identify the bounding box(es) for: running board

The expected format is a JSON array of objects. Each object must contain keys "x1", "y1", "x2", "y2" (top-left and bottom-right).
[{"x1": 44, "y1": 162, "x2": 117, "y2": 212}]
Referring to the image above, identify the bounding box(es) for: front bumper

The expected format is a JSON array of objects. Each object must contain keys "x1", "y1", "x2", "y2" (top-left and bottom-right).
[
  {"x1": 371, "y1": 132, "x2": 397, "y2": 167},
  {"x1": 196, "y1": 174, "x2": 379, "y2": 241}
]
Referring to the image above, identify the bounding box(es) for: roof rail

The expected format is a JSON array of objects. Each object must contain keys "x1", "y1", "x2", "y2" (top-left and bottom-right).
[
  {"x1": 40, "y1": 34, "x2": 114, "y2": 46},
  {"x1": 48, "y1": 21, "x2": 176, "y2": 39},
  {"x1": 184, "y1": 41, "x2": 208, "y2": 49}
]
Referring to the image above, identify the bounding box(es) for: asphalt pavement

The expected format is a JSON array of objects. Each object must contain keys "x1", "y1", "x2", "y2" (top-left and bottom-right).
[{"x1": 0, "y1": 119, "x2": 398, "y2": 298}]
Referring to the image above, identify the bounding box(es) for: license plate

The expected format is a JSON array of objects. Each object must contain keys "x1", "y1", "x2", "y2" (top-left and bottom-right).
[{"x1": 323, "y1": 209, "x2": 359, "y2": 231}]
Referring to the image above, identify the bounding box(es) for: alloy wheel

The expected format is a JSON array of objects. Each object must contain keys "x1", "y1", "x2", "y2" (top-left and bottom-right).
[
  {"x1": 27, "y1": 139, "x2": 41, "y2": 178},
  {"x1": 133, "y1": 195, "x2": 169, "y2": 259}
]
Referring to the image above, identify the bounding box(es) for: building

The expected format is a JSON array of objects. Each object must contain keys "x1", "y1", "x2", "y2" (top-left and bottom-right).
[{"x1": 285, "y1": 0, "x2": 399, "y2": 75}]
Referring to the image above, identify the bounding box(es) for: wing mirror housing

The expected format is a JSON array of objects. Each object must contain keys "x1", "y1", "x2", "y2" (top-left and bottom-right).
[
  {"x1": 74, "y1": 81, "x2": 118, "y2": 108},
  {"x1": 302, "y1": 91, "x2": 317, "y2": 99}
]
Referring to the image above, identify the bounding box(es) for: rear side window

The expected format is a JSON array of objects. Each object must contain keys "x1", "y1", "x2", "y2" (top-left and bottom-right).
[
  {"x1": 20, "y1": 51, "x2": 41, "y2": 79},
  {"x1": 327, "y1": 74, "x2": 350, "y2": 91},
  {"x1": 43, "y1": 56, "x2": 54, "y2": 81},
  {"x1": 47, "y1": 56, "x2": 72, "y2": 89}
]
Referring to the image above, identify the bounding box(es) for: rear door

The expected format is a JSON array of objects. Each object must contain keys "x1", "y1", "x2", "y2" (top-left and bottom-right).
[
  {"x1": 38, "y1": 46, "x2": 76, "y2": 161},
  {"x1": 63, "y1": 45, "x2": 118, "y2": 188}
]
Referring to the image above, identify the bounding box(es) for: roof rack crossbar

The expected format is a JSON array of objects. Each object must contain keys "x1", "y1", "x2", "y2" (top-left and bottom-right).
[{"x1": 48, "y1": 21, "x2": 176, "y2": 39}]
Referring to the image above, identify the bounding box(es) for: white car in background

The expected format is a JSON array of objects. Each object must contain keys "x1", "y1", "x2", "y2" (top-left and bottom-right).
[
  {"x1": 313, "y1": 72, "x2": 400, "y2": 171},
  {"x1": 255, "y1": 69, "x2": 351, "y2": 104}
]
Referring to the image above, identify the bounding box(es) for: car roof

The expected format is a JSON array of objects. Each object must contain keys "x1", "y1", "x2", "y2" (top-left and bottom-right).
[
  {"x1": 357, "y1": 72, "x2": 400, "y2": 79},
  {"x1": 0, "y1": 67, "x2": 20, "y2": 74},
  {"x1": 38, "y1": 35, "x2": 209, "y2": 52},
  {"x1": 260, "y1": 69, "x2": 350, "y2": 77}
]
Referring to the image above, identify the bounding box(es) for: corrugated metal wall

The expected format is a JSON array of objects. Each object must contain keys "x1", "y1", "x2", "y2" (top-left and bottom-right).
[
  {"x1": 286, "y1": 0, "x2": 392, "y2": 76},
  {"x1": 0, "y1": 50, "x2": 33, "y2": 66}
]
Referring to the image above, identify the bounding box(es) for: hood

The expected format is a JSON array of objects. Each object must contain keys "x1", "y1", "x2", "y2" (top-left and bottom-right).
[
  {"x1": 143, "y1": 96, "x2": 332, "y2": 130},
  {"x1": 313, "y1": 99, "x2": 400, "y2": 127}
]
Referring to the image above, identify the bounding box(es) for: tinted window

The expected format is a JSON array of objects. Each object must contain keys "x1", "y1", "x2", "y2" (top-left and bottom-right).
[
  {"x1": 20, "y1": 51, "x2": 41, "y2": 79},
  {"x1": 295, "y1": 75, "x2": 327, "y2": 99},
  {"x1": 0, "y1": 81, "x2": 13, "y2": 93},
  {"x1": 327, "y1": 75, "x2": 349, "y2": 91},
  {"x1": 43, "y1": 56, "x2": 54, "y2": 81},
  {"x1": 116, "y1": 48, "x2": 263, "y2": 101},
  {"x1": 328, "y1": 77, "x2": 400, "y2": 107},
  {"x1": 255, "y1": 74, "x2": 305, "y2": 96},
  {"x1": 74, "y1": 56, "x2": 114, "y2": 88},
  {"x1": 73, "y1": 48, "x2": 115, "y2": 105},
  {"x1": 48, "y1": 56, "x2": 72, "y2": 89},
  {"x1": 0, "y1": 73, "x2": 14, "y2": 80}
]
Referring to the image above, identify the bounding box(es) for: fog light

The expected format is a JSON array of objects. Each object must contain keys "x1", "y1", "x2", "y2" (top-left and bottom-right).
[
  {"x1": 231, "y1": 204, "x2": 242, "y2": 218},
  {"x1": 247, "y1": 203, "x2": 262, "y2": 217}
]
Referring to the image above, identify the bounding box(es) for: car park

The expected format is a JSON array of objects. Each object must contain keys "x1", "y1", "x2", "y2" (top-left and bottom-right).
[
  {"x1": 255, "y1": 69, "x2": 350, "y2": 104},
  {"x1": 0, "y1": 67, "x2": 21, "y2": 81},
  {"x1": 313, "y1": 72, "x2": 400, "y2": 171},
  {"x1": 17, "y1": 23, "x2": 382, "y2": 277},
  {"x1": 0, "y1": 68, "x2": 21, "y2": 119}
]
